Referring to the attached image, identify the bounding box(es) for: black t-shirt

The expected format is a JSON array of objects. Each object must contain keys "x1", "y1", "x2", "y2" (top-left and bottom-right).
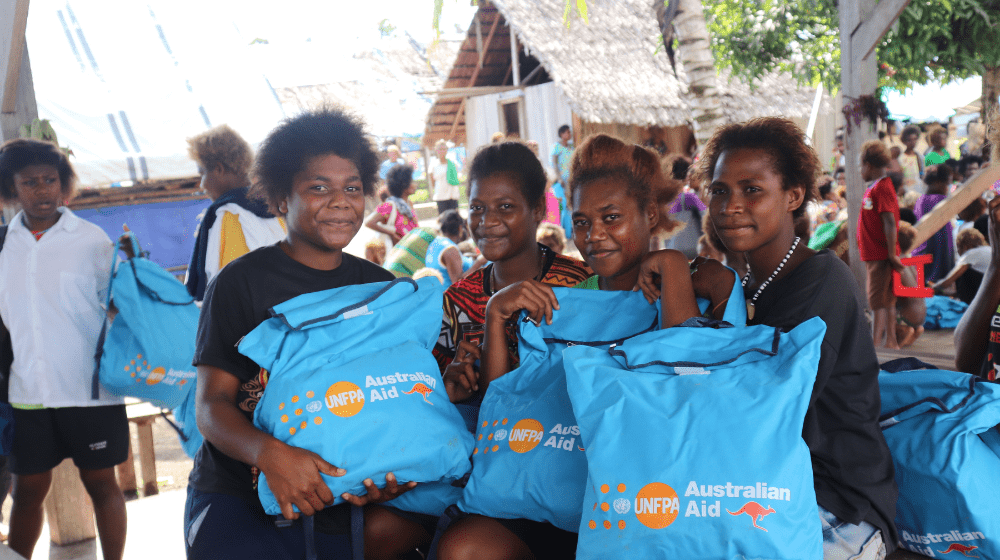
[
  {"x1": 748, "y1": 250, "x2": 898, "y2": 552},
  {"x1": 978, "y1": 302, "x2": 1000, "y2": 381},
  {"x1": 189, "y1": 244, "x2": 394, "y2": 502}
]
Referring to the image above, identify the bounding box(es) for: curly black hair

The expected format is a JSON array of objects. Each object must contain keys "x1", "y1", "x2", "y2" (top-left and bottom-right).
[
  {"x1": 438, "y1": 209, "x2": 465, "y2": 237},
  {"x1": 0, "y1": 138, "x2": 77, "y2": 203},
  {"x1": 249, "y1": 106, "x2": 378, "y2": 214},
  {"x1": 385, "y1": 164, "x2": 413, "y2": 198},
  {"x1": 696, "y1": 117, "x2": 819, "y2": 219},
  {"x1": 467, "y1": 141, "x2": 546, "y2": 208}
]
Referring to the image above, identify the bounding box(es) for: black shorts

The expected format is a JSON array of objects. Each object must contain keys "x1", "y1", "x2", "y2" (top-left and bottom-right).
[{"x1": 10, "y1": 405, "x2": 129, "y2": 475}]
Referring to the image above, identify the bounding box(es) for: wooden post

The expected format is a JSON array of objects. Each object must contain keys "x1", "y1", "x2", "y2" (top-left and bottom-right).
[
  {"x1": 135, "y1": 418, "x2": 159, "y2": 496},
  {"x1": 839, "y1": 0, "x2": 911, "y2": 291},
  {"x1": 42, "y1": 459, "x2": 97, "y2": 546},
  {"x1": 0, "y1": 0, "x2": 38, "y2": 142}
]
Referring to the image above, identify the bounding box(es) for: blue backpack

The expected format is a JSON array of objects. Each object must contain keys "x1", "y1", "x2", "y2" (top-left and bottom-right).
[
  {"x1": 240, "y1": 277, "x2": 474, "y2": 516},
  {"x1": 879, "y1": 361, "x2": 1000, "y2": 559},
  {"x1": 94, "y1": 234, "x2": 199, "y2": 409},
  {"x1": 458, "y1": 288, "x2": 661, "y2": 532},
  {"x1": 923, "y1": 295, "x2": 968, "y2": 330},
  {"x1": 564, "y1": 299, "x2": 825, "y2": 560}
]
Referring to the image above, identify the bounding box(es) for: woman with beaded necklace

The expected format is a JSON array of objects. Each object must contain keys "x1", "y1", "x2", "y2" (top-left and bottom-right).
[{"x1": 683, "y1": 118, "x2": 898, "y2": 560}]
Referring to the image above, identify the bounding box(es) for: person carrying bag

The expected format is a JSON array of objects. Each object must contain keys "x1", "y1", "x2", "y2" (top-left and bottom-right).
[
  {"x1": 564, "y1": 293, "x2": 825, "y2": 560},
  {"x1": 93, "y1": 232, "x2": 199, "y2": 409}
]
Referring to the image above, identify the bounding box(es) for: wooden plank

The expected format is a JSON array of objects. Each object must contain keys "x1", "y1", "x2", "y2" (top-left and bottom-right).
[
  {"x1": 449, "y1": 98, "x2": 466, "y2": 141},
  {"x1": 852, "y1": 0, "x2": 911, "y2": 61},
  {"x1": 468, "y1": 13, "x2": 501, "y2": 89},
  {"x1": 43, "y1": 459, "x2": 97, "y2": 545},
  {"x1": 135, "y1": 419, "x2": 159, "y2": 497},
  {"x1": 1, "y1": 0, "x2": 30, "y2": 114},
  {"x1": 911, "y1": 164, "x2": 1000, "y2": 248}
]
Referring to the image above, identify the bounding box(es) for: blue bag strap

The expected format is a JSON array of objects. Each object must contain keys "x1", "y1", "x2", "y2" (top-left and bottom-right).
[
  {"x1": 350, "y1": 504, "x2": 364, "y2": 560},
  {"x1": 91, "y1": 234, "x2": 123, "y2": 400},
  {"x1": 304, "y1": 515, "x2": 317, "y2": 560},
  {"x1": 284, "y1": 277, "x2": 418, "y2": 331},
  {"x1": 426, "y1": 505, "x2": 467, "y2": 560}
]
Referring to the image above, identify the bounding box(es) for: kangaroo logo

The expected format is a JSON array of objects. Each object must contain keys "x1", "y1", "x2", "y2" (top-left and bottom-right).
[
  {"x1": 726, "y1": 501, "x2": 775, "y2": 532},
  {"x1": 939, "y1": 543, "x2": 979, "y2": 557},
  {"x1": 403, "y1": 383, "x2": 434, "y2": 405}
]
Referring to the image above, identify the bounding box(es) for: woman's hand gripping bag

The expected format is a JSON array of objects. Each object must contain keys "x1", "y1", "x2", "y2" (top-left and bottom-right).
[
  {"x1": 879, "y1": 363, "x2": 1000, "y2": 558},
  {"x1": 96, "y1": 244, "x2": 199, "y2": 409},
  {"x1": 458, "y1": 288, "x2": 659, "y2": 532},
  {"x1": 240, "y1": 277, "x2": 474, "y2": 516},
  {"x1": 564, "y1": 297, "x2": 825, "y2": 560}
]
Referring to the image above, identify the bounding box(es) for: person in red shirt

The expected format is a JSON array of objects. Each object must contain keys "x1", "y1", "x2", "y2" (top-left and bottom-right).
[{"x1": 857, "y1": 140, "x2": 905, "y2": 348}]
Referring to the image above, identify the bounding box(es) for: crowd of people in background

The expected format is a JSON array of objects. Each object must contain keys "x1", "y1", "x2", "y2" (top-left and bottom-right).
[{"x1": 1, "y1": 101, "x2": 998, "y2": 560}]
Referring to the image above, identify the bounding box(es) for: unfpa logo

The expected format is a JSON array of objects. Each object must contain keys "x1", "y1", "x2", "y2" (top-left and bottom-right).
[
  {"x1": 588, "y1": 482, "x2": 680, "y2": 531},
  {"x1": 325, "y1": 381, "x2": 365, "y2": 417},
  {"x1": 473, "y1": 418, "x2": 509, "y2": 455},
  {"x1": 124, "y1": 354, "x2": 174, "y2": 386},
  {"x1": 508, "y1": 419, "x2": 544, "y2": 453}
]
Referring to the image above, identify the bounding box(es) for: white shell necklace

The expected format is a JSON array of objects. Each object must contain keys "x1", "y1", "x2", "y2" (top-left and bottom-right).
[{"x1": 742, "y1": 236, "x2": 800, "y2": 320}]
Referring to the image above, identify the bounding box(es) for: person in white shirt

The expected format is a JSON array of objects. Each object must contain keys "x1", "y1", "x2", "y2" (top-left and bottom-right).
[
  {"x1": 0, "y1": 138, "x2": 128, "y2": 560},
  {"x1": 429, "y1": 139, "x2": 459, "y2": 214},
  {"x1": 932, "y1": 228, "x2": 991, "y2": 304}
]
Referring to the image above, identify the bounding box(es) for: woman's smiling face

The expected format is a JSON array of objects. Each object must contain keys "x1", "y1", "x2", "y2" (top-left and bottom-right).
[
  {"x1": 467, "y1": 172, "x2": 543, "y2": 263},
  {"x1": 572, "y1": 175, "x2": 657, "y2": 289},
  {"x1": 708, "y1": 148, "x2": 802, "y2": 255},
  {"x1": 283, "y1": 153, "x2": 366, "y2": 252}
]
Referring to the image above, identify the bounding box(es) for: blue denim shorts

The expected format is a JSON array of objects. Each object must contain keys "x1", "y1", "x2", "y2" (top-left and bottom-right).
[{"x1": 819, "y1": 505, "x2": 886, "y2": 560}]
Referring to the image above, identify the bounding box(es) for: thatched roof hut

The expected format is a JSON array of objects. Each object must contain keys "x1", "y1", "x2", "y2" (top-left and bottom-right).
[{"x1": 425, "y1": 0, "x2": 831, "y2": 152}]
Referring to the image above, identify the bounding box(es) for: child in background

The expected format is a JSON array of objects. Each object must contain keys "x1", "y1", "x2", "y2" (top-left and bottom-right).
[
  {"x1": 899, "y1": 125, "x2": 924, "y2": 193},
  {"x1": 932, "y1": 228, "x2": 991, "y2": 304},
  {"x1": 364, "y1": 237, "x2": 386, "y2": 266},
  {"x1": 895, "y1": 223, "x2": 926, "y2": 348},
  {"x1": 914, "y1": 164, "x2": 956, "y2": 282},
  {"x1": 857, "y1": 140, "x2": 905, "y2": 349},
  {"x1": 925, "y1": 127, "x2": 950, "y2": 167},
  {"x1": 536, "y1": 222, "x2": 567, "y2": 255}
]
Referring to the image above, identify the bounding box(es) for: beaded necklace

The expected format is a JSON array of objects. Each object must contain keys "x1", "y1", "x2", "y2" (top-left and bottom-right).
[{"x1": 742, "y1": 236, "x2": 800, "y2": 320}]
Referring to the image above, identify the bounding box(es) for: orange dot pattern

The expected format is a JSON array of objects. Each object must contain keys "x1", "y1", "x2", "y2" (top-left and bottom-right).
[
  {"x1": 589, "y1": 481, "x2": 631, "y2": 532},
  {"x1": 314, "y1": 417, "x2": 323, "y2": 425},
  {"x1": 306, "y1": 391, "x2": 314, "y2": 398}
]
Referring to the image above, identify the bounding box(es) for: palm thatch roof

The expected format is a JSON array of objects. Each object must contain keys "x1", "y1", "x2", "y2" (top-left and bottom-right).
[{"x1": 425, "y1": 0, "x2": 827, "y2": 145}]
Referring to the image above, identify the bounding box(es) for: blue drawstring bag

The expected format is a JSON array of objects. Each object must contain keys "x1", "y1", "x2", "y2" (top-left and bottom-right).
[
  {"x1": 564, "y1": 299, "x2": 824, "y2": 560},
  {"x1": 458, "y1": 288, "x2": 661, "y2": 532},
  {"x1": 94, "y1": 234, "x2": 199, "y2": 409},
  {"x1": 241, "y1": 277, "x2": 474, "y2": 515},
  {"x1": 169, "y1": 379, "x2": 204, "y2": 459},
  {"x1": 923, "y1": 295, "x2": 968, "y2": 330},
  {"x1": 879, "y1": 364, "x2": 1000, "y2": 558}
]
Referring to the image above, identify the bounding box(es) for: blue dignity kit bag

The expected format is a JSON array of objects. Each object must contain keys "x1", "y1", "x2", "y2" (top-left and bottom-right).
[
  {"x1": 94, "y1": 233, "x2": 199, "y2": 409},
  {"x1": 564, "y1": 293, "x2": 824, "y2": 560},
  {"x1": 458, "y1": 288, "x2": 660, "y2": 532},
  {"x1": 241, "y1": 277, "x2": 474, "y2": 515},
  {"x1": 879, "y1": 362, "x2": 1000, "y2": 559}
]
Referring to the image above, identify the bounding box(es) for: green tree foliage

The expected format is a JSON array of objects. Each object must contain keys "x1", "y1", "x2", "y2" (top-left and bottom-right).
[
  {"x1": 703, "y1": 0, "x2": 1000, "y2": 95},
  {"x1": 703, "y1": 0, "x2": 841, "y2": 91}
]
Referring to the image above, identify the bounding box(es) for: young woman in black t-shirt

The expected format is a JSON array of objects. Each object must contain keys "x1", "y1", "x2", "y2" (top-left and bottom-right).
[
  {"x1": 682, "y1": 118, "x2": 898, "y2": 559},
  {"x1": 184, "y1": 108, "x2": 411, "y2": 559}
]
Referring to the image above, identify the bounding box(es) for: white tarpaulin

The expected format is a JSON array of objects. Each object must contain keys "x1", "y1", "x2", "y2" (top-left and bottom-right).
[{"x1": 27, "y1": 0, "x2": 287, "y2": 186}]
